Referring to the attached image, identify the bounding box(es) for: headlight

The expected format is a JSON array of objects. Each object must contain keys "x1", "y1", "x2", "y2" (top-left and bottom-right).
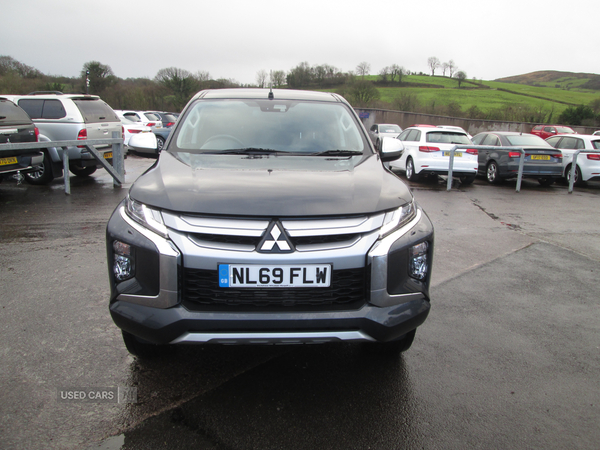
[
  {"x1": 125, "y1": 196, "x2": 169, "y2": 238},
  {"x1": 379, "y1": 200, "x2": 417, "y2": 238}
]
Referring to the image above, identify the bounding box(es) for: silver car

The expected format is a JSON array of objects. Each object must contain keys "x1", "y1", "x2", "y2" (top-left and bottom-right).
[
  {"x1": 6, "y1": 92, "x2": 122, "y2": 184},
  {"x1": 368, "y1": 123, "x2": 402, "y2": 150}
]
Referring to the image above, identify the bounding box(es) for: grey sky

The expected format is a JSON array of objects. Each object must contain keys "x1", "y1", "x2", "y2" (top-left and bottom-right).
[{"x1": 3, "y1": 0, "x2": 598, "y2": 85}]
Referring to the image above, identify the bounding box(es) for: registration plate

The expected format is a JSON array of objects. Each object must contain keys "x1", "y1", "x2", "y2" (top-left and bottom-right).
[
  {"x1": 103, "y1": 152, "x2": 113, "y2": 159},
  {"x1": 219, "y1": 264, "x2": 331, "y2": 288},
  {"x1": 443, "y1": 151, "x2": 462, "y2": 157},
  {"x1": 0, "y1": 156, "x2": 18, "y2": 166},
  {"x1": 530, "y1": 155, "x2": 550, "y2": 160}
]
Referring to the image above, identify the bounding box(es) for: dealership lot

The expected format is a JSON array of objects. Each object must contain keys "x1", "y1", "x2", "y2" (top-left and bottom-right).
[{"x1": 0, "y1": 156, "x2": 599, "y2": 449}]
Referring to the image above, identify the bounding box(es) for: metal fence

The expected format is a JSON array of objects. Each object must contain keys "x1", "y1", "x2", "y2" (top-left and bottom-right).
[
  {"x1": 445, "y1": 145, "x2": 596, "y2": 193},
  {"x1": 0, "y1": 132, "x2": 124, "y2": 194}
]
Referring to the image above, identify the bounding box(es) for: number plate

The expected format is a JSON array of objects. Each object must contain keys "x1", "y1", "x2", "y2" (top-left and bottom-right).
[
  {"x1": 530, "y1": 155, "x2": 550, "y2": 160},
  {"x1": 103, "y1": 152, "x2": 113, "y2": 159},
  {"x1": 443, "y1": 151, "x2": 462, "y2": 157},
  {"x1": 0, "y1": 156, "x2": 18, "y2": 166},
  {"x1": 219, "y1": 264, "x2": 331, "y2": 288}
]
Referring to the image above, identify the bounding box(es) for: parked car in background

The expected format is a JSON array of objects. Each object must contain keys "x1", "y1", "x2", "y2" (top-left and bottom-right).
[
  {"x1": 545, "y1": 134, "x2": 600, "y2": 186},
  {"x1": 106, "y1": 88, "x2": 433, "y2": 358},
  {"x1": 5, "y1": 92, "x2": 122, "y2": 184},
  {"x1": 593, "y1": 130, "x2": 600, "y2": 136},
  {"x1": 368, "y1": 123, "x2": 402, "y2": 150},
  {"x1": 116, "y1": 110, "x2": 167, "y2": 151},
  {"x1": 437, "y1": 125, "x2": 472, "y2": 139},
  {"x1": 147, "y1": 112, "x2": 177, "y2": 128},
  {"x1": 120, "y1": 117, "x2": 154, "y2": 153},
  {"x1": 471, "y1": 132, "x2": 563, "y2": 186},
  {"x1": 115, "y1": 110, "x2": 162, "y2": 130},
  {"x1": 390, "y1": 126, "x2": 478, "y2": 184},
  {"x1": 0, "y1": 97, "x2": 44, "y2": 180},
  {"x1": 530, "y1": 125, "x2": 575, "y2": 140}
]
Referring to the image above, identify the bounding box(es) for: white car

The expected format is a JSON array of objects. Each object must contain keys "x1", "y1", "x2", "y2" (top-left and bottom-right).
[
  {"x1": 390, "y1": 126, "x2": 478, "y2": 184},
  {"x1": 545, "y1": 134, "x2": 600, "y2": 185},
  {"x1": 437, "y1": 125, "x2": 472, "y2": 139},
  {"x1": 368, "y1": 123, "x2": 402, "y2": 150},
  {"x1": 114, "y1": 110, "x2": 163, "y2": 130},
  {"x1": 120, "y1": 117, "x2": 153, "y2": 148}
]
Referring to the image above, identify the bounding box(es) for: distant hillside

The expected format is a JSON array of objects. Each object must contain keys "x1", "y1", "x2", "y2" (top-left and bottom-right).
[{"x1": 496, "y1": 70, "x2": 600, "y2": 91}]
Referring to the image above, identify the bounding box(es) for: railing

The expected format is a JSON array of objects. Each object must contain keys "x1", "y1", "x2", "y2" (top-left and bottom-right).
[
  {"x1": 446, "y1": 145, "x2": 525, "y2": 192},
  {"x1": 566, "y1": 150, "x2": 598, "y2": 194},
  {"x1": 0, "y1": 132, "x2": 124, "y2": 194}
]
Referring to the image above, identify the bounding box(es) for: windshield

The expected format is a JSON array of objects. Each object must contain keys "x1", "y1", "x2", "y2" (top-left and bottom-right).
[
  {"x1": 556, "y1": 127, "x2": 575, "y2": 134},
  {"x1": 172, "y1": 99, "x2": 368, "y2": 154},
  {"x1": 425, "y1": 131, "x2": 471, "y2": 145},
  {"x1": 380, "y1": 124, "x2": 401, "y2": 133},
  {"x1": 506, "y1": 134, "x2": 551, "y2": 147}
]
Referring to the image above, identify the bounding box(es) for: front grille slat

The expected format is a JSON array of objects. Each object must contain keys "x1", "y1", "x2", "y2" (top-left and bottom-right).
[{"x1": 183, "y1": 267, "x2": 367, "y2": 311}]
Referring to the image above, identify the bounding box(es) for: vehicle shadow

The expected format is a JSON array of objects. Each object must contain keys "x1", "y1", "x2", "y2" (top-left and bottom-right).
[{"x1": 114, "y1": 343, "x2": 423, "y2": 449}]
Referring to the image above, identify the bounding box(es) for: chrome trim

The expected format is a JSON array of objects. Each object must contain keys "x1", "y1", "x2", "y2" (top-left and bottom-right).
[
  {"x1": 170, "y1": 330, "x2": 376, "y2": 344},
  {"x1": 368, "y1": 209, "x2": 424, "y2": 307},
  {"x1": 283, "y1": 214, "x2": 384, "y2": 237},
  {"x1": 116, "y1": 207, "x2": 181, "y2": 308},
  {"x1": 162, "y1": 213, "x2": 268, "y2": 237}
]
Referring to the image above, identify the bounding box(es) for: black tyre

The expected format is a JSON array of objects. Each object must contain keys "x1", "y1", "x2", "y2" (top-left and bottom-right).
[
  {"x1": 156, "y1": 135, "x2": 165, "y2": 153},
  {"x1": 538, "y1": 177, "x2": 555, "y2": 187},
  {"x1": 24, "y1": 151, "x2": 54, "y2": 185},
  {"x1": 69, "y1": 164, "x2": 97, "y2": 177},
  {"x1": 459, "y1": 175, "x2": 476, "y2": 185},
  {"x1": 486, "y1": 161, "x2": 501, "y2": 184},
  {"x1": 369, "y1": 330, "x2": 417, "y2": 355},
  {"x1": 122, "y1": 330, "x2": 164, "y2": 359},
  {"x1": 406, "y1": 157, "x2": 421, "y2": 182},
  {"x1": 565, "y1": 164, "x2": 585, "y2": 187}
]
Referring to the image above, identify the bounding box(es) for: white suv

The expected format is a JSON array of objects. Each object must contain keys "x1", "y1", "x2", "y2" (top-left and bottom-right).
[
  {"x1": 390, "y1": 126, "x2": 478, "y2": 184},
  {"x1": 6, "y1": 92, "x2": 122, "y2": 184}
]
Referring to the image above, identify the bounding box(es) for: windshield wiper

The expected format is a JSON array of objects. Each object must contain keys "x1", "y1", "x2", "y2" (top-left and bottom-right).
[
  {"x1": 210, "y1": 148, "x2": 283, "y2": 155},
  {"x1": 311, "y1": 150, "x2": 363, "y2": 156}
]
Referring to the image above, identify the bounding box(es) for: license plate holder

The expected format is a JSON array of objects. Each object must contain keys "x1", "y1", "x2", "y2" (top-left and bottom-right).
[
  {"x1": 530, "y1": 155, "x2": 550, "y2": 160},
  {"x1": 219, "y1": 264, "x2": 331, "y2": 288},
  {"x1": 443, "y1": 151, "x2": 462, "y2": 157},
  {"x1": 103, "y1": 152, "x2": 113, "y2": 159},
  {"x1": 0, "y1": 156, "x2": 18, "y2": 166}
]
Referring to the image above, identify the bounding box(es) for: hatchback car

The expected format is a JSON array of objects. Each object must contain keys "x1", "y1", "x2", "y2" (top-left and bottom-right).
[
  {"x1": 368, "y1": 123, "x2": 402, "y2": 150},
  {"x1": 471, "y1": 132, "x2": 563, "y2": 186},
  {"x1": 106, "y1": 88, "x2": 434, "y2": 358},
  {"x1": 390, "y1": 126, "x2": 478, "y2": 184},
  {"x1": 531, "y1": 125, "x2": 575, "y2": 140},
  {"x1": 0, "y1": 98, "x2": 44, "y2": 180},
  {"x1": 545, "y1": 134, "x2": 600, "y2": 185}
]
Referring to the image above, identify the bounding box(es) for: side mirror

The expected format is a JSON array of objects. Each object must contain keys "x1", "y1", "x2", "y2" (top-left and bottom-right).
[
  {"x1": 128, "y1": 133, "x2": 158, "y2": 153},
  {"x1": 380, "y1": 137, "x2": 404, "y2": 162}
]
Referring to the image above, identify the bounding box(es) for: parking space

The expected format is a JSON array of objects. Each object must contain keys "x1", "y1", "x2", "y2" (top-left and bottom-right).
[{"x1": 1, "y1": 156, "x2": 599, "y2": 449}]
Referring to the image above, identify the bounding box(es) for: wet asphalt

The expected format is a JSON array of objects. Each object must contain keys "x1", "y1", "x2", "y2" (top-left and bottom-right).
[{"x1": 1, "y1": 155, "x2": 599, "y2": 450}]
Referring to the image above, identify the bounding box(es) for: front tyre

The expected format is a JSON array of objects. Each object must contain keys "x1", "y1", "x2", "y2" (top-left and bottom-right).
[
  {"x1": 369, "y1": 330, "x2": 416, "y2": 355},
  {"x1": 122, "y1": 330, "x2": 165, "y2": 359}
]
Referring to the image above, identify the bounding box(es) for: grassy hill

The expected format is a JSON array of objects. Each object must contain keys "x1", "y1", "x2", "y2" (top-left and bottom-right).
[{"x1": 362, "y1": 71, "x2": 600, "y2": 123}]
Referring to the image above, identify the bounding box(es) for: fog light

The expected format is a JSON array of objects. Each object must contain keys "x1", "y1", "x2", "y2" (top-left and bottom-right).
[
  {"x1": 113, "y1": 240, "x2": 133, "y2": 281},
  {"x1": 409, "y1": 242, "x2": 429, "y2": 280}
]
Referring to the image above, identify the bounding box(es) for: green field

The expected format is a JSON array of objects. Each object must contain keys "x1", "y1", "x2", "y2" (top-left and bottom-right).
[{"x1": 361, "y1": 73, "x2": 600, "y2": 120}]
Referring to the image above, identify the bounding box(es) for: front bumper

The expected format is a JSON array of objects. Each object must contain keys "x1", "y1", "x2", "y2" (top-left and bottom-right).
[{"x1": 106, "y1": 200, "x2": 434, "y2": 345}]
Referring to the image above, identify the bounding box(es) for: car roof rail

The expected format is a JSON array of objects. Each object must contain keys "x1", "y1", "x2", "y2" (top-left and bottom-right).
[{"x1": 26, "y1": 91, "x2": 64, "y2": 95}]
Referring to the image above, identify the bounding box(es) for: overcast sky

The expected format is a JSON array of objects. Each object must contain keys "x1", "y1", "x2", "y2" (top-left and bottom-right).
[{"x1": 3, "y1": 0, "x2": 598, "y2": 86}]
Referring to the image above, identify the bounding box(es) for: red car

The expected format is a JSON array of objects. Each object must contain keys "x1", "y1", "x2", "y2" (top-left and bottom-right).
[{"x1": 531, "y1": 125, "x2": 575, "y2": 140}]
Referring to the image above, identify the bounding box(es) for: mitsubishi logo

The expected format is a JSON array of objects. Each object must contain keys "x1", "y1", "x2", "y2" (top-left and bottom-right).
[{"x1": 258, "y1": 221, "x2": 294, "y2": 253}]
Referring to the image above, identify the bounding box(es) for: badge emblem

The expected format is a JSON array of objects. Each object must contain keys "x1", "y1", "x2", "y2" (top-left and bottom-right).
[{"x1": 258, "y1": 221, "x2": 294, "y2": 253}]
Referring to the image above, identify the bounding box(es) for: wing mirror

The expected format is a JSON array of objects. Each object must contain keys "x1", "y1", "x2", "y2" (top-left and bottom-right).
[
  {"x1": 380, "y1": 137, "x2": 404, "y2": 162},
  {"x1": 128, "y1": 133, "x2": 158, "y2": 152}
]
